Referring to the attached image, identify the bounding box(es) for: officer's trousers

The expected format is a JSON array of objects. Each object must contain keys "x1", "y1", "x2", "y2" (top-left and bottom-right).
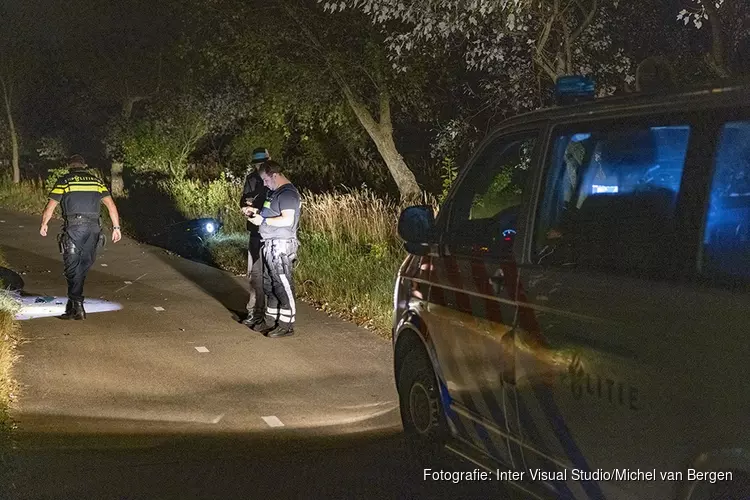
[
  {"x1": 262, "y1": 238, "x2": 298, "y2": 328},
  {"x1": 246, "y1": 234, "x2": 265, "y2": 316},
  {"x1": 60, "y1": 222, "x2": 101, "y2": 302}
]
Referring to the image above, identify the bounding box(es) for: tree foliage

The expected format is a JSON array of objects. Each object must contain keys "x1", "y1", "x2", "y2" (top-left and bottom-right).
[
  {"x1": 325, "y1": 0, "x2": 636, "y2": 106},
  {"x1": 677, "y1": 0, "x2": 750, "y2": 77}
]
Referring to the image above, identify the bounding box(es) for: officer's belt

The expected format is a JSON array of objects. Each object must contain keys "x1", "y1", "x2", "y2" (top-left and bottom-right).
[{"x1": 64, "y1": 213, "x2": 100, "y2": 226}]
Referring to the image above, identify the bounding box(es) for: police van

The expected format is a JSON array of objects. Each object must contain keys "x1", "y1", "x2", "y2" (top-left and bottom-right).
[{"x1": 393, "y1": 78, "x2": 750, "y2": 500}]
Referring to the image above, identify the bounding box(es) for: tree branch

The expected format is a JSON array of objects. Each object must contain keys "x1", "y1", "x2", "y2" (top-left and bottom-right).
[
  {"x1": 534, "y1": 14, "x2": 560, "y2": 84},
  {"x1": 563, "y1": 11, "x2": 573, "y2": 74},
  {"x1": 570, "y1": 0, "x2": 597, "y2": 44}
]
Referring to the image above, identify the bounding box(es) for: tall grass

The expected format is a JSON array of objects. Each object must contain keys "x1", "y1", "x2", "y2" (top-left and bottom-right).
[
  {"x1": 0, "y1": 177, "x2": 48, "y2": 215},
  {"x1": 0, "y1": 291, "x2": 19, "y2": 422},
  {"x1": 294, "y1": 189, "x2": 404, "y2": 332},
  {"x1": 301, "y1": 189, "x2": 400, "y2": 249},
  {"x1": 0, "y1": 253, "x2": 20, "y2": 473}
]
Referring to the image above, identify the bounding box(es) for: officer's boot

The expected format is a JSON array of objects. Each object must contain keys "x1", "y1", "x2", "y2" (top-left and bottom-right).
[
  {"x1": 72, "y1": 300, "x2": 86, "y2": 320},
  {"x1": 266, "y1": 322, "x2": 294, "y2": 338},
  {"x1": 59, "y1": 300, "x2": 74, "y2": 320}
]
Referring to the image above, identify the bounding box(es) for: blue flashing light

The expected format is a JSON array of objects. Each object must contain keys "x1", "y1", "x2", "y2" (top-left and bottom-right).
[{"x1": 555, "y1": 75, "x2": 596, "y2": 105}]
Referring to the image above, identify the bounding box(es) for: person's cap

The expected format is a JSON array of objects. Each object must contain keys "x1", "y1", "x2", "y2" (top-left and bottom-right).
[
  {"x1": 251, "y1": 147, "x2": 270, "y2": 164},
  {"x1": 68, "y1": 154, "x2": 86, "y2": 168}
]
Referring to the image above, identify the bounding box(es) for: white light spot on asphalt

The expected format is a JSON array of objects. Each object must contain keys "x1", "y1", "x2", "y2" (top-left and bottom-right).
[
  {"x1": 0, "y1": 220, "x2": 5, "y2": 222},
  {"x1": 262, "y1": 416, "x2": 284, "y2": 428},
  {"x1": 100, "y1": 263, "x2": 108, "y2": 267},
  {"x1": 195, "y1": 346, "x2": 209, "y2": 353},
  {"x1": 153, "y1": 306, "x2": 165, "y2": 311},
  {"x1": 18, "y1": 225, "x2": 24, "y2": 228},
  {"x1": 211, "y1": 414, "x2": 224, "y2": 424},
  {"x1": 124, "y1": 281, "x2": 132, "y2": 284}
]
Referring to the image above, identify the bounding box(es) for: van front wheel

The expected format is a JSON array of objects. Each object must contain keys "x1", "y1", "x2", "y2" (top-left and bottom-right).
[{"x1": 398, "y1": 349, "x2": 446, "y2": 449}]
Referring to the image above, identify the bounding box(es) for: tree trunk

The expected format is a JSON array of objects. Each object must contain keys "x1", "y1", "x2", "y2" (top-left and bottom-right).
[
  {"x1": 704, "y1": 0, "x2": 730, "y2": 78},
  {"x1": 1, "y1": 75, "x2": 20, "y2": 183},
  {"x1": 110, "y1": 161, "x2": 124, "y2": 197},
  {"x1": 281, "y1": 2, "x2": 421, "y2": 202},
  {"x1": 341, "y1": 85, "x2": 421, "y2": 203},
  {"x1": 122, "y1": 96, "x2": 147, "y2": 120}
]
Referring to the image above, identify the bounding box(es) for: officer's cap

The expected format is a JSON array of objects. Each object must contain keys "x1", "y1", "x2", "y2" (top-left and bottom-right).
[{"x1": 251, "y1": 147, "x2": 270, "y2": 164}]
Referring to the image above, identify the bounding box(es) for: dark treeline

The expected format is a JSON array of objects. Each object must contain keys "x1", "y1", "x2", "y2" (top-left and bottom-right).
[{"x1": 0, "y1": 0, "x2": 748, "y2": 200}]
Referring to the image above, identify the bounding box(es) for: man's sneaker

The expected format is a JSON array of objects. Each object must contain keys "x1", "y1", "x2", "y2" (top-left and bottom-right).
[{"x1": 266, "y1": 325, "x2": 294, "y2": 338}]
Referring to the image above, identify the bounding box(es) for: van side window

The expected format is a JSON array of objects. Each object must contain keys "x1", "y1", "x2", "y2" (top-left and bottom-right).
[
  {"x1": 536, "y1": 124, "x2": 691, "y2": 278},
  {"x1": 445, "y1": 135, "x2": 536, "y2": 257},
  {"x1": 703, "y1": 120, "x2": 750, "y2": 281}
]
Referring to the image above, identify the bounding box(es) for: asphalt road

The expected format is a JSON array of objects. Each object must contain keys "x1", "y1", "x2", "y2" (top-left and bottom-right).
[{"x1": 0, "y1": 209, "x2": 509, "y2": 500}]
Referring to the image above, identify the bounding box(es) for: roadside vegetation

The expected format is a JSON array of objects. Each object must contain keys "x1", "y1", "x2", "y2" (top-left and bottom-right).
[
  {"x1": 0, "y1": 174, "x2": 406, "y2": 335},
  {"x1": 0, "y1": 248, "x2": 20, "y2": 467}
]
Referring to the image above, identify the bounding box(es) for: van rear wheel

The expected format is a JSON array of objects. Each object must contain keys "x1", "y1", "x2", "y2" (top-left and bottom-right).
[{"x1": 397, "y1": 348, "x2": 446, "y2": 456}]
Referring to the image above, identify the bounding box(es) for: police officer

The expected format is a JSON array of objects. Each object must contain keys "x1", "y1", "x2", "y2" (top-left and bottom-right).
[
  {"x1": 239, "y1": 147, "x2": 270, "y2": 329},
  {"x1": 247, "y1": 160, "x2": 300, "y2": 338},
  {"x1": 39, "y1": 155, "x2": 122, "y2": 320}
]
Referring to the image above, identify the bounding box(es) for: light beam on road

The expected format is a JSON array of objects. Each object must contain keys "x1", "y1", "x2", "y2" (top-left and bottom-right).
[{"x1": 10, "y1": 292, "x2": 123, "y2": 320}]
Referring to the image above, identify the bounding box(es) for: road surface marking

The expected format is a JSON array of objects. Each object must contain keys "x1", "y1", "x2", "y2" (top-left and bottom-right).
[
  {"x1": 154, "y1": 306, "x2": 165, "y2": 311},
  {"x1": 262, "y1": 416, "x2": 284, "y2": 428},
  {"x1": 195, "y1": 346, "x2": 209, "y2": 353},
  {"x1": 113, "y1": 280, "x2": 136, "y2": 293}
]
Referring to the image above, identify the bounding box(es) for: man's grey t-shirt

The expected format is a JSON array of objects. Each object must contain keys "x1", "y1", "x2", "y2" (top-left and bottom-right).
[{"x1": 259, "y1": 183, "x2": 301, "y2": 240}]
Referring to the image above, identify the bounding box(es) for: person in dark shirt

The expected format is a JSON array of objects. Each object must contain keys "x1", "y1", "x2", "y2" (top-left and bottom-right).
[
  {"x1": 239, "y1": 147, "x2": 271, "y2": 328},
  {"x1": 39, "y1": 154, "x2": 122, "y2": 320},
  {"x1": 247, "y1": 160, "x2": 301, "y2": 337}
]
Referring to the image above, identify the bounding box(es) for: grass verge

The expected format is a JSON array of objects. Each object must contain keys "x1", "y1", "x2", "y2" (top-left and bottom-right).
[
  {"x1": 0, "y1": 250, "x2": 21, "y2": 476},
  {"x1": 295, "y1": 233, "x2": 401, "y2": 333}
]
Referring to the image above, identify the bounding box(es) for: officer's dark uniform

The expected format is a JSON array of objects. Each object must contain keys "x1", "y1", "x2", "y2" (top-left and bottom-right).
[
  {"x1": 259, "y1": 183, "x2": 300, "y2": 335},
  {"x1": 240, "y1": 166, "x2": 269, "y2": 321},
  {"x1": 48, "y1": 169, "x2": 110, "y2": 316}
]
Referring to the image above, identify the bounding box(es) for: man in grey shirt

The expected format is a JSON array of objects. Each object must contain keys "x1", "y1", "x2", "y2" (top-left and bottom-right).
[{"x1": 247, "y1": 160, "x2": 301, "y2": 337}]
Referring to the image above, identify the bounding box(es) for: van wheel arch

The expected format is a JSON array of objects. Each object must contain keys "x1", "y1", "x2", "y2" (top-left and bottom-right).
[{"x1": 394, "y1": 328, "x2": 429, "y2": 384}]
